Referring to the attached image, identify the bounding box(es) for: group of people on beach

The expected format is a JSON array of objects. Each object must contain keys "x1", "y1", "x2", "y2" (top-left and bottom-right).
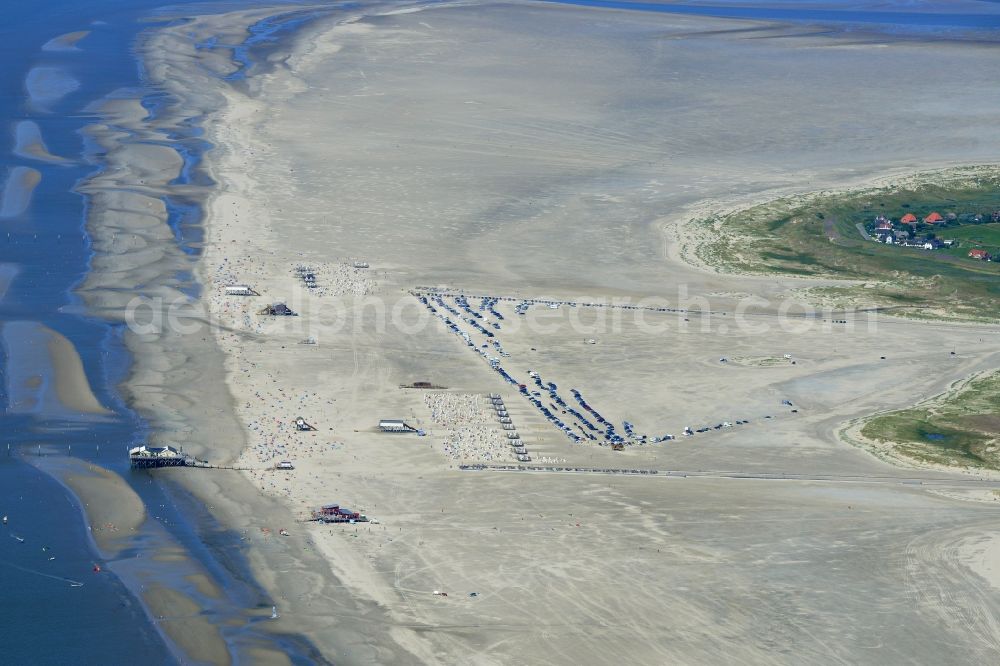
[{"x1": 424, "y1": 393, "x2": 518, "y2": 463}]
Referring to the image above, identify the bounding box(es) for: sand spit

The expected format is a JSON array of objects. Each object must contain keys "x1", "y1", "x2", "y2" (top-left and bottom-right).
[
  {"x1": 47, "y1": 328, "x2": 113, "y2": 415},
  {"x1": 0, "y1": 166, "x2": 41, "y2": 219},
  {"x1": 27, "y1": 455, "x2": 287, "y2": 664},
  {"x1": 25, "y1": 66, "x2": 80, "y2": 111},
  {"x1": 42, "y1": 30, "x2": 91, "y2": 52},
  {"x1": 38, "y1": 456, "x2": 146, "y2": 555},
  {"x1": 142, "y1": 584, "x2": 232, "y2": 666},
  {"x1": 13, "y1": 120, "x2": 71, "y2": 164},
  {"x1": 1, "y1": 321, "x2": 110, "y2": 416}
]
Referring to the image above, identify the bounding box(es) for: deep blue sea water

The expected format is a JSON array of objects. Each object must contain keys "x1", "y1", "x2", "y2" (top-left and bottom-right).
[{"x1": 1, "y1": 0, "x2": 997, "y2": 662}]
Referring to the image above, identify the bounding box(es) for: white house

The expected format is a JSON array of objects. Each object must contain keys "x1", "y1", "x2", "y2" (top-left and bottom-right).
[{"x1": 224, "y1": 284, "x2": 256, "y2": 296}]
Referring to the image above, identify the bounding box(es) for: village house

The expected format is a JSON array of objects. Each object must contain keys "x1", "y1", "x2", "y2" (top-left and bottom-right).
[{"x1": 864, "y1": 209, "x2": 988, "y2": 257}]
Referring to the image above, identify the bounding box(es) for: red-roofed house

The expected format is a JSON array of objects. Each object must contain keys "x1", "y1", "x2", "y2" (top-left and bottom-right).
[
  {"x1": 900, "y1": 213, "x2": 918, "y2": 224},
  {"x1": 924, "y1": 212, "x2": 944, "y2": 223},
  {"x1": 968, "y1": 249, "x2": 992, "y2": 261}
]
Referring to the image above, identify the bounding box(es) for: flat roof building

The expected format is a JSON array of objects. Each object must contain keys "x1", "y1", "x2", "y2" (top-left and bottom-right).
[{"x1": 379, "y1": 419, "x2": 412, "y2": 432}]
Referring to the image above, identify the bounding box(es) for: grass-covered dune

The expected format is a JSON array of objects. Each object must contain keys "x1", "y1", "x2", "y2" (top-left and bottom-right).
[
  {"x1": 693, "y1": 167, "x2": 1000, "y2": 321},
  {"x1": 859, "y1": 371, "x2": 1000, "y2": 470}
]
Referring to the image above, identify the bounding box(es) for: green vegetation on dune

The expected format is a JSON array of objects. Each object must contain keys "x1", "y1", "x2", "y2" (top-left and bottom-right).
[
  {"x1": 696, "y1": 168, "x2": 1000, "y2": 321},
  {"x1": 861, "y1": 371, "x2": 1000, "y2": 469},
  {"x1": 941, "y1": 223, "x2": 1000, "y2": 258}
]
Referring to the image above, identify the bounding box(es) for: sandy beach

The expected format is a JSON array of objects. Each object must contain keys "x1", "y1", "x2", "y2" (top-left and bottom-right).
[{"x1": 76, "y1": 1, "x2": 1000, "y2": 663}]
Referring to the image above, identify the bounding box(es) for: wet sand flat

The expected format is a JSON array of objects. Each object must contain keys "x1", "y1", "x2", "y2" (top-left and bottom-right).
[
  {"x1": 42, "y1": 30, "x2": 91, "y2": 52},
  {"x1": 113, "y1": 2, "x2": 1000, "y2": 663},
  {"x1": 25, "y1": 66, "x2": 80, "y2": 110},
  {"x1": 13, "y1": 120, "x2": 71, "y2": 164},
  {"x1": 0, "y1": 166, "x2": 41, "y2": 218},
  {"x1": 142, "y1": 584, "x2": 233, "y2": 666},
  {"x1": 1, "y1": 321, "x2": 110, "y2": 416}
]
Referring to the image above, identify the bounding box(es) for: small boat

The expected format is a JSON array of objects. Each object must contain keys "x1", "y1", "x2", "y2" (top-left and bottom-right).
[
  {"x1": 278, "y1": 529, "x2": 289, "y2": 537},
  {"x1": 270, "y1": 606, "x2": 279, "y2": 619},
  {"x1": 69, "y1": 582, "x2": 84, "y2": 588},
  {"x1": 2, "y1": 515, "x2": 7, "y2": 525},
  {"x1": 12, "y1": 535, "x2": 24, "y2": 543},
  {"x1": 93, "y1": 564, "x2": 101, "y2": 573}
]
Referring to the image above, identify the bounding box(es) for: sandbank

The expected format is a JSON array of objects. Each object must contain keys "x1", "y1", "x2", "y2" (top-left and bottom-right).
[
  {"x1": 0, "y1": 166, "x2": 41, "y2": 218},
  {"x1": 1, "y1": 321, "x2": 110, "y2": 416},
  {"x1": 13, "y1": 120, "x2": 71, "y2": 164},
  {"x1": 33, "y1": 456, "x2": 146, "y2": 555},
  {"x1": 142, "y1": 584, "x2": 232, "y2": 666},
  {"x1": 42, "y1": 30, "x2": 91, "y2": 52},
  {"x1": 25, "y1": 66, "x2": 80, "y2": 110}
]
